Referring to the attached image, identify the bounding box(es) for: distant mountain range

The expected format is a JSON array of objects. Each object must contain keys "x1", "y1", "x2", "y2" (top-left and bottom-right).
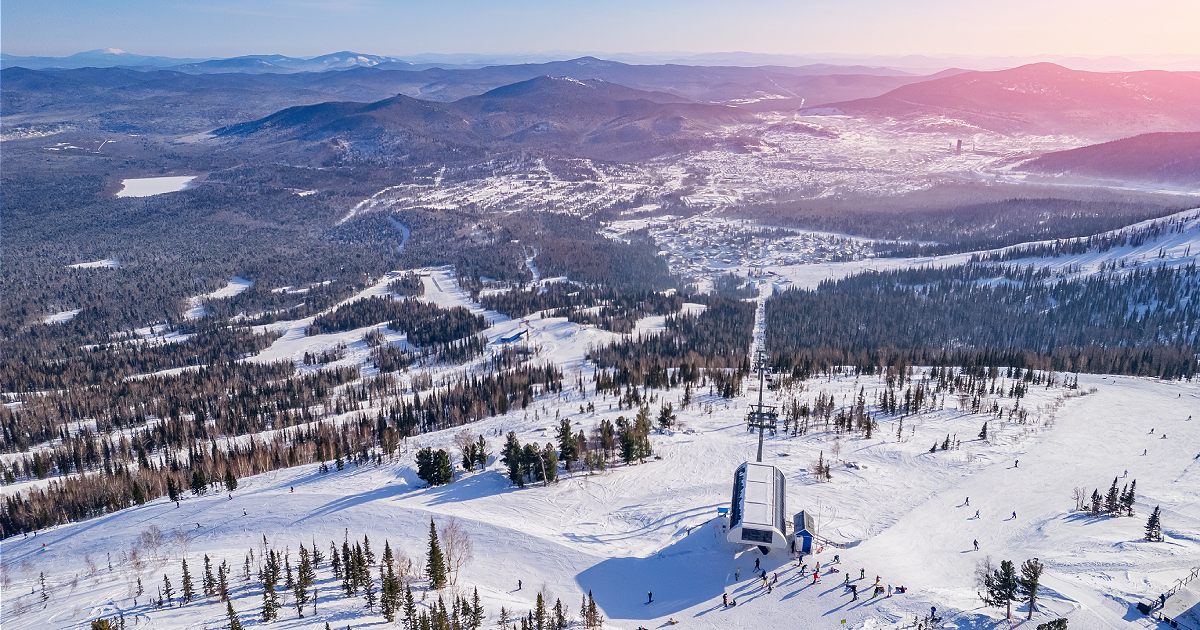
[
  {"x1": 6, "y1": 49, "x2": 1200, "y2": 73},
  {"x1": 814, "y1": 63, "x2": 1200, "y2": 139},
  {"x1": 1021, "y1": 132, "x2": 1200, "y2": 185},
  {"x1": 217, "y1": 76, "x2": 760, "y2": 162}
]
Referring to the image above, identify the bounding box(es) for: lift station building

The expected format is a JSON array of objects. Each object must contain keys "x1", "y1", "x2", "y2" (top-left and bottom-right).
[{"x1": 727, "y1": 462, "x2": 789, "y2": 551}]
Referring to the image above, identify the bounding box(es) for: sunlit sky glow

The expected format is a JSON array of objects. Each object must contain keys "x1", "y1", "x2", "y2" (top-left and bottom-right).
[{"x1": 3, "y1": 0, "x2": 1198, "y2": 59}]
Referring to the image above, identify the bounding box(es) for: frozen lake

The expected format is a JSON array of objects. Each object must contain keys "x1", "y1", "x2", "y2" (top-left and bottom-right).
[{"x1": 115, "y1": 175, "x2": 197, "y2": 198}]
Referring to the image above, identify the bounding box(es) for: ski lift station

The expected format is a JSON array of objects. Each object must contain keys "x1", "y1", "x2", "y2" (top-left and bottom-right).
[{"x1": 727, "y1": 462, "x2": 789, "y2": 551}]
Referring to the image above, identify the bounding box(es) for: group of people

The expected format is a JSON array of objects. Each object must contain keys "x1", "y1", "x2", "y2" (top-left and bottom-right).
[{"x1": 724, "y1": 551, "x2": 907, "y2": 608}]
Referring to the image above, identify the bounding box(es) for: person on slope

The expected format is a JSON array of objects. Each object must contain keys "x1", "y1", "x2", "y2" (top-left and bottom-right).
[
  {"x1": 973, "y1": 539, "x2": 979, "y2": 551},
  {"x1": 647, "y1": 590, "x2": 653, "y2": 604}
]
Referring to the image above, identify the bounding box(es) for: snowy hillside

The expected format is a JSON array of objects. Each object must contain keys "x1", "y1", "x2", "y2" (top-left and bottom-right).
[{"x1": 3, "y1": 366, "x2": 1197, "y2": 630}]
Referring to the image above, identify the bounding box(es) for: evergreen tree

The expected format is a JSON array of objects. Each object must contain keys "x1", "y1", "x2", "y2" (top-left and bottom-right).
[
  {"x1": 471, "y1": 587, "x2": 483, "y2": 630},
  {"x1": 534, "y1": 592, "x2": 546, "y2": 630},
  {"x1": 381, "y1": 564, "x2": 398, "y2": 622},
  {"x1": 1145, "y1": 506, "x2": 1163, "y2": 542},
  {"x1": 226, "y1": 600, "x2": 244, "y2": 630},
  {"x1": 1122, "y1": 479, "x2": 1137, "y2": 516},
  {"x1": 657, "y1": 402, "x2": 676, "y2": 430},
  {"x1": 363, "y1": 567, "x2": 377, "y2": 611},
  {"x1": 218, "y1": 560, "x2": 230, "y2": 602},
  {"x1": 181, "y1": 559, "x2": 194, "y2": 604},
  {"x1": 204, "y1": 555, "x2": 216, "y2": 597},
  {"x1": 981, "y1": 559, "x2": 1020, "y2": 619},
  {"x1": 979, "y1": 422, "x2": 988, "y2": 440},
  {"x1": 1090, "y1": 489, "x2": 1103, "y2": 515},
  {"x1": 475, "y1": 435, "x2": 489, "y2": 470},
  {"x1": 427, "y1": 518, "x2": 447, "y2": 589},
  {"x1": 167, "y1": 477, "x2": 180, "y2": 502},
  {"x1": 1105, "y1": 477, "x2": 1120, "y2": 514},
  {"x1": 557, "y1": 418, "x2": 578, "y2": 471},
  {"x1": 434, "y1": 449, "x2": 454, "y2": 485},
  {"x1": 542, "y1": 443, "x2": 559, "y2": 484},
  {"x1": 163, "y1": 573, "x2": 175, "y2": 606},
  {"x1": 404, "y1": 586, "x2": 417, "y2": 630},
  {"x1": 1018, "y1": 557, "x2": 1044, "y2": 620},
  {"x1": 261, "y1": 571, "x2": 279, "y2": 622},
  {"x1": 224, "y1": 466, "x2": 238, "y2": 492},
  {"x1": 331, "y1": 542, "x2": 342, "y2": 579},
  {"x1": 942, "y1": 434, "x2": 951, "y2": 451}
]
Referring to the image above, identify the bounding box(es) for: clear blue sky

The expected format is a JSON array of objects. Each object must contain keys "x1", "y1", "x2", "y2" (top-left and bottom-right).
[{"x1": 3, "y1": 0, "x2": 1197, "y2": 58}]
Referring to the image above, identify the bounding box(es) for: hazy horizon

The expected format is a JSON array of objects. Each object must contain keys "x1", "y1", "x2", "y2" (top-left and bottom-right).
[{"x1": 3, "y1": 0, "x2": 1198, "y2": 60}]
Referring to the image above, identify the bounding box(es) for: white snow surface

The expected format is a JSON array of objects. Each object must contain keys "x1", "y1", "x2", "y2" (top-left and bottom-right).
[
  {"x1": 42, "y1": 309, "x2": 82, "y2": 324},
  {"x1": 184, "y1": 277, "x2": 254, "y2": 319},
  {"x1": 68, "y1": 259, "x2": 120, "y2": 269},
  {"x1": 114, "y1": 176, "x2": 197, "y2": 198},
  {"x1": 3, "y1": 371, "x2": 1197, "y2": 630}
]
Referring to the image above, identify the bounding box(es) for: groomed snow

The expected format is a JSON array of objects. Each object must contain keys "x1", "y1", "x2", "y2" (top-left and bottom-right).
[{"x1": 115, "y1": 176, "x2": 197, "y2": 198}]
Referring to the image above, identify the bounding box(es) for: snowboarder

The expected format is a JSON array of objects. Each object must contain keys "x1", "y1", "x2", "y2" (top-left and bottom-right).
[
  {"x1": 812, "y1": 570, "x2": 820, "y2": 584},
  {"x1": 1014, "y1": 460, "x2": 1018, "y2": 468},
  {"x1": 518, "y1": 580, "x2": 522, "y2": 591},
  {"x1": 243, "y1": 509, "x2": 247, "y2": 516},
  {"x1": 228, "y1": 494, "x2": 232, "y2": 500},
  {"x1": 291, "y1": 487, "x2": 294, "y2": 493},
  {"x1": 176, "y1": 501, "x2": 179, "y2": 508},
  {"x1": 1123, "y1": 470, "x2": 1128, "y2": 478},
  {"x1": 723, "y1": 593, "x2": 728, "y2": 607},
  {"x1": 844, "y1": 573, "x2": 850, "y2": 584},
  {"x1": 773, "y1": 572, "x2": 778, "y2": 584},
  {"x1": 196, "y1": 522, "x2": 201, "y2": 529},
  {"x1": 860, "y1": 568, "x2": 865, "y2": 580},
  {"x1": 850, "y1": 584, "x2": 858, "y2": 600},
  {"x1": 875, "y1": 575, "x2": 880, "y2": 586},
  {"x1": 647, "y1": 591, "x2": 653, "y2": 604},
  {"x1": 973, "y1": 539, "x2": 979, "y2": 551},
  {"x1": 833, "y1": 554, "x2": 840, "y2": 564},
  {"x1": 1143, "y1": 449, "x2": 1148, "y2": 455},
  {"x1": 965, "y1": 497, "x2": 969, "y2": 506},
  {"x1": 735, "y1": 567, "x2": 740, "y2": 581},
  {"x1": 755, "y1": 558, "x2": 760, "y2": 570},
  {"x1": 1012, "y1": 511, "x2": 1017, "y2": 520},
  {"x1": 887, "y1": 585, "x2": 893, "y2": 597},
  {"x1": 1150, "y1": 428, "x2": 1154, "y2": 434}
]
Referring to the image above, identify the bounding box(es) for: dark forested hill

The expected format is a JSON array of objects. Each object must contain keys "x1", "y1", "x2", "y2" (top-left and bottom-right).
[{"x1": 1021, "y1": 132, "x2": 1200, "y2": 185}]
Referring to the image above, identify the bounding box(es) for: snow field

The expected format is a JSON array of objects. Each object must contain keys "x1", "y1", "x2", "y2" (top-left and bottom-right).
[
  {"x1": 114, "y1": 176, "x2": 197, "y2": 198},
  {"x1": 4, "y1": 370, "x2": 1195, "y2": 630}
]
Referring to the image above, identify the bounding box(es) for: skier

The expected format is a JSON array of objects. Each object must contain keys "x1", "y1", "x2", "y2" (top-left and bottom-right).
[
  {"x1": 1012, "y1": 511, "x2": 1017, "y2": 520},
  {"x1": 975, "y1": 510, "x2": 980, "y2": 519},
  {"x1": 755, "y1": 558, "x2": 760, "y2": 570},
  {"x1": 518, "y1": 580, "x2": 522, "y2": 591},
  {"x1": 812, "y1": 570, "x2": 819, "y2": 584},
  {"x1": 844, "y1": 573, "x2": 850, "y2": 584},
  {"x1": 176, "y1": 501, "x2": 179, "y2": 508},
  {"x1": 875, "y1": 575, "x2": 881, "y2": 586},
  {"x1": 773, "y1": 573, "x2": 778, "y2": 584},
  {"x1": 228, "y1": 494, "x2": 232, "y2": 500},
  {"x1": 1123, "y1": 470, "x2": 1128, "y2": 478},
  {"x1": 1150, "y1": 428, "x2": 1154, "y2": 434},
  {"x1": 965, "y1": 497, "x2": 969, "y2": 506},
  {"x1": 647, "y1": 591, "x2": 653, "y2": 604},
  {"x1": 723, "y1": 593, "x2": 728, "y2": 607},
  {"x1": 973, "y1": 539, "x2": 979, "y2": 551},
  {"x1": 291, "y1": 487, "x2": 294, "y2": 493},
  {"x1": 735, "y1": 567, "x2": 740, "y2": 581},
  {"x1": 931, "y1": 606, "x2": 937, "y2": 620},
  {"x1": 1143, "y1": 449, "x2": 1148, "y2": 456},
  {"x1": 833, "y1": 554, "x2": 840, "y2": 564},
  {"x1": 860, "y1": 568, "x2": 865, "y2": 580},
  {"x1": 1014, "y1": 460, "x2": 1019, "y2": 468},
  {"x1": 243, "y1": 508, "x2": 247, "y2": 516},
  {"x1": 887, "y1": 585, "x2": 893, "y2": 597},
  {"x1": 850, "y1": 584, "x2": 858, "y2": 600}
]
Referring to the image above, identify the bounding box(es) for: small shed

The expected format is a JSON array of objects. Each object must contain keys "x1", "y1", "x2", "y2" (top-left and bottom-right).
[{"x1": 793, "y1": 510, "x2": 816, "y2": 554}]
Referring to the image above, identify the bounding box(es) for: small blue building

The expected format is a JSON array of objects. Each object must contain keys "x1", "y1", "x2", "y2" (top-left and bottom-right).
[{"x1": 793, "y1": 510, "x2": 816, "y2": 554}]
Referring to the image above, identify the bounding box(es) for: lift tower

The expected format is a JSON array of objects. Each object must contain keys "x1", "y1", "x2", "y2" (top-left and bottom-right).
[{"x1": 746, "y1": 349, "x2": 778, "y2": 463}]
